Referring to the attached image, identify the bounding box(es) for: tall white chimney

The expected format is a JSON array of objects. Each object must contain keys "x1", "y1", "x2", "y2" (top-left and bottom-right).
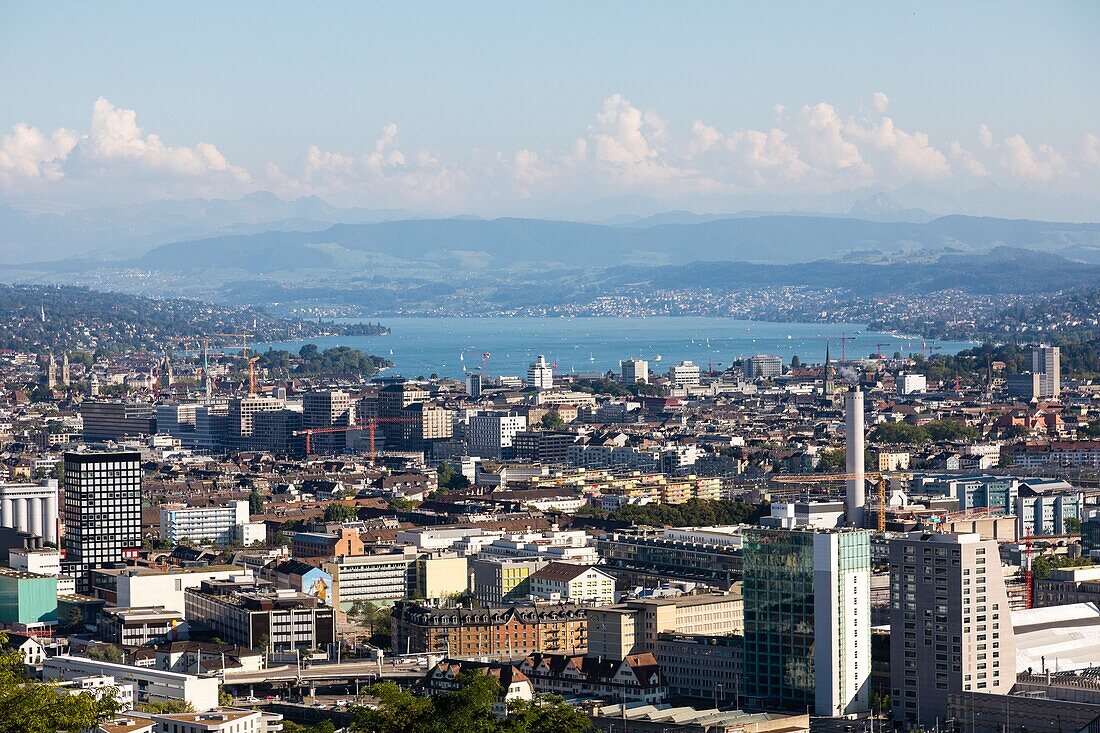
[{"x1": 845, "y1": 387, "x2": 865, "y2": 527}]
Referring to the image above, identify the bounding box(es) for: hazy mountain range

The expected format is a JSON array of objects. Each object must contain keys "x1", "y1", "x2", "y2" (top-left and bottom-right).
[
  {"x1": 1, "y1": 191, "x2": 1098, "y2": 314},
  {"x1": 124, "y1": 213, "x2": 1100, "y2": 275}
]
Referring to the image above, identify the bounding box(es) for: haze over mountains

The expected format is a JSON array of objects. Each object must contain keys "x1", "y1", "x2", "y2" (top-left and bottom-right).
[
  {"x1": 1, "y1": 191, "x2": 1098, "y2": 313},
  {"x1": 122, "y1": 213, "x2": 1100, "y2": 276}
]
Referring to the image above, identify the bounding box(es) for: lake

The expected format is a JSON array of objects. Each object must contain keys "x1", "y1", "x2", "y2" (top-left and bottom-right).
[{"x1": 256, "y1": 317, "x2": 975, "y2": 380}]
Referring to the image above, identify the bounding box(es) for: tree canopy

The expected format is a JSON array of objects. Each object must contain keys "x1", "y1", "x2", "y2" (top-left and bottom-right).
[
  {"x1": 437, "y1": 463, "x2": 471, "y2": 492},
  {"x1": 870, "y1": 420, "x2": 978, "y2": 445},
  {"x1": 0, "y1": 633, "x2": 121, "y2": 733},
  {"x1": 607, "y1": 499, "x2": 768, "y2": 527},
  {"x1": 256, "y1": 344, "x2": 392, "y2": 377},
  {"x1": 323, "y1": 503, "x2": 359, "y2": 522},
  {"x1": 350, "y1": 674, "x2": 591, "y2": 733}
]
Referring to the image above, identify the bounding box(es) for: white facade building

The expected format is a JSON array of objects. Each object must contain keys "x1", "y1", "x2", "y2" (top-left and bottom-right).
[
  {"x1": 528, "y1": 562, "x2": 616, "y2": 605},
  {"x1": 467, "y1": 411, "x2": 527, "y2": 459},
  {"x1": 93, "y1": 566, "x2": 253, "y2": 615},
  {"x1": 43, "y1": 656, "x2": 220, "y2": 711},
  {"x1": 669, "y1": 361, "x2": 701, "y2": 389},
  {"x1": 527, "y1": 355, "x2": 554, "y2": 390},
  {"x1": 160, "y1": 501, "x2": 260, "y2": 546},
  {"x1": 151, "y1": 709, "x2": 263, "y2": 733},
  {"x1": 896, "y1": 372, "x2": 928, "y2": 395}
]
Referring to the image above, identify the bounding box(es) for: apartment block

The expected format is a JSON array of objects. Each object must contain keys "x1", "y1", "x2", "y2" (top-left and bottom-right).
[{"x1": 888, "y1": 532, "x2": 1016, "y2": 728}]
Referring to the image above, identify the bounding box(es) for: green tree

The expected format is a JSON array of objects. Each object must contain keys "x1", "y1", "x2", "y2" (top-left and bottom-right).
[
  {"x1": 504, "y1": 694, "x2": 592, "y2": 733},
  {"x1": 85, "y1": 645, "x2": 124, "y2": 664},
  {"x1": 63, "y1": 607, "x2": 84, "y2": 632},
  {"x1": 0, "y1": 632, "x2": 122, "y2": 733},
  {"x1": 870, "y1": 422, "x2": 930, "y2": 445},
  {"x1": 350, "y1": 674, "x2": 592, "y2": 733},
  {"x1": 608, "y1": 499, "x2": 768, "y2": 527},
  {"x1": 540, "y1": 411, "x2": 565, "y2": 430},
  {"x1": 818, "y1": 449, "x2": 845, "y2": 473},
  {"x1": 349, "y1": 601, "x2": 391, "y2": 640},
  {"x1": 437, "y1": 463, "x2": 471, "y2": 492},
  {"x1": 1065, "y1": 517, "x2": 1082, "y2": 534},
  {"x1": 388, "y1": 498, "x2": 415, "y2": 512},
  {"x1": 323, "y1": 503, "x2": 359, "y2": 522},
  {"x1": 1031, "y1": 554, "x2": 1094, "y2": 580},
  {"x1": 573, "y1": 505, "x2": 607, "y2": 520},
  {"x1": 248, "y1": 488, "x2": 264, "y2": 514},
  {"x1": 790, "y1": 355, "x2": 801, "y2": 369},
  {"x1": 923, "y1": 420, "x2": 979, "y2": 442}
]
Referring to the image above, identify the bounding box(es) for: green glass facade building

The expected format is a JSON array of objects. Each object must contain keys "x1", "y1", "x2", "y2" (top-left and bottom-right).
[{"x1": 743, "y1": 527, "x2": 871, "y2": 717}]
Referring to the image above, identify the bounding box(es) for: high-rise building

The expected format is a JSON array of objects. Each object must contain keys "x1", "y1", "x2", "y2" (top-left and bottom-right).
[
  {"x1": 465, "y1": 372, "x2": 484, "y2": 399},
  {"x1": 669, "y1": 360, "x2": 701, "y2": 389},
  {"x1": 1031, "y1": 345, "x2": 1060, "y2": 398},
  {"x1": 888, "y1": 532, "x2": 1016, "y2": 728},
  {"x1": 742, "y1": 527, "x2": 871, "y2": 717},
  {"x1": 621, "y1": 359, "x2": 649, "y2": 385},
  {"x1": 378, "y1": 381, "x2": 430, "y2": 449},
  {"x1": 61, "y1": 451, "x2": 142, "y2": 593},
  {"x1": 743, "y1": 354, "x2": 783, "y2": 380},
  {"x1": 303, "y1": 389, "x2": 353, "y2": 428},
  {"x1": 467, "y1": 411, "x2": 527, "y2": 459},
  {"x1": 302, "y1": 390, "x2": 353, "y2": 454},
  {"x1": 80, "y1": 402, "x2": 157, "y2": 441},
  {"x1": 251, "y1": 409, "x2": 304, "y2": 456},
  {"x1": 226, "y1": 395, "x2": 285, "y2": 448},
  {"x1": 527, "y1": 355, "x2": 554, "y2": 390}
]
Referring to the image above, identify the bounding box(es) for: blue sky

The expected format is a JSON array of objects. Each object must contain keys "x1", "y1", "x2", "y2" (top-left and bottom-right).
[{"x1": 1, "y1": 1, "x2": 1098, "y2": 216}]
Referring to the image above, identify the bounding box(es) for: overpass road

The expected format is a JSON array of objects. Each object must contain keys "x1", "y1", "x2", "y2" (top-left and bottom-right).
[{"x1": 223, "y1": 660, "x2": 426, "y2": 686}]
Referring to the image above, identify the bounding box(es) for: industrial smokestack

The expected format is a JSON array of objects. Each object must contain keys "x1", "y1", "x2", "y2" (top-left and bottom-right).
[{"x1": 845, "y1": 387, "x2": 865, "y2": 527}]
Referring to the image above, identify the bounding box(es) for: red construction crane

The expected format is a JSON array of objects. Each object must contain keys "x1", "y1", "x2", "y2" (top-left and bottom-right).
[
  {"x1": 1024, "y1": 530, "x2": 1035, "y2": 609},
  {"x1": 465, "y1": 350, "x2": 491, "y2": 376},
  {"x1": 293, "y1": 416, "x2": 419, "y2": 462}
]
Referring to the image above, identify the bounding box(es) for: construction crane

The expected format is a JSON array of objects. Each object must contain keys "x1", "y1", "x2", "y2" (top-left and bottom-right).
[
  {"x1": 212, "y1": 333, "x2": 253, "y2": 358},
  {"x1": 875, "y1": 342, "x2": 893, "y2": 359},
  {"x1": 465, "y1": 350, "x2": 491, "y2": 376},
  {"x1": 834, "y1": 332, "x2": 856, "y2": 362},
  {"x1": 771, "y1": 471, "x2": 914, "y2": 532},
  {"x1": 293, "y1": 416, "x2": 419, "y2": 461},
  {"x1": 1024, "y1": 530, "x2": 1035, "y2": 609}
]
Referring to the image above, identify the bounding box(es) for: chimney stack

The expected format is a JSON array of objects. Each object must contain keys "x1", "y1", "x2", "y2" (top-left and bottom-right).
[{"x1": 845, "y1": 387, "x2": 865, "y2": 527}]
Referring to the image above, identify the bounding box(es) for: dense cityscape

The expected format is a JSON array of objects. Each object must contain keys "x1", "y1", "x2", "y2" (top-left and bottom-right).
[
  {"x1": 0, "y1": 319, "x2": 1098, "y2": 732},
  {"x1": 2, "y1": 3, "x2": 1100, "y2": 732}
]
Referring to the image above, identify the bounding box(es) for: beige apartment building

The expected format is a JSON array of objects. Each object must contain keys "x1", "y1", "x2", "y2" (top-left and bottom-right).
[{"x1": 587, "y1": 589, "x2": 743, "y2": 659}]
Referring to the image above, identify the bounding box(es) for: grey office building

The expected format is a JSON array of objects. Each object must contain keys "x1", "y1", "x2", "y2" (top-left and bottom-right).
[{"x1": 80, "y1": 401, "x2": 156, "y2": 441}]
